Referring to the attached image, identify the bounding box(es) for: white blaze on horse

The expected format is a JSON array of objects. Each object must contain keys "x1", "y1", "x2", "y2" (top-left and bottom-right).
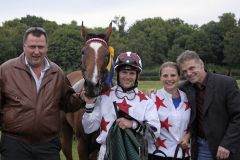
[{"x1": 60, "y1": 22, "x2": 114, "y2": 160}]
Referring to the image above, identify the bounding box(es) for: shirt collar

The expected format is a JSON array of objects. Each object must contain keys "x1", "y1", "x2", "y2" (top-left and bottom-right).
[
  {"x1": 25, "y1": 56, "x2": 50, "y2": 71},
  {"x1": 193, "y1": 74, "x2": 208, "y2": 90}
]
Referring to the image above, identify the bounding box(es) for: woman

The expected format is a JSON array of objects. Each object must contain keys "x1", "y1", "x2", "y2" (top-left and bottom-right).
[{"x1": 148, "y1": 62, "x2": 191, "y2": 160}]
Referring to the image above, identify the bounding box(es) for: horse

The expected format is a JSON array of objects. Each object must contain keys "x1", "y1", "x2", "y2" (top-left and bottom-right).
[{"x1": 60, "y1": 22, "x2": 114, "y2": 160}]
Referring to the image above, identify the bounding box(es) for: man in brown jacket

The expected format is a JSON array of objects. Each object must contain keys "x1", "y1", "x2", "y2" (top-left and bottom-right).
[{"x1": 0, "y1": 27, "x2": 84, "y2": 160}]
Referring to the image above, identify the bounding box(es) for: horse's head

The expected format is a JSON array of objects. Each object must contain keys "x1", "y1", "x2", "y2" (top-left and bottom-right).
[{"x1": 81, "y1": 22, "x2": 113, "y2": 97}]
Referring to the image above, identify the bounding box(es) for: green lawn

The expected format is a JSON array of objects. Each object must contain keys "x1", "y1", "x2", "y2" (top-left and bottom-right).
[
  {"x1": 139, "y1": 80, "x2": 240, "y2": 91},
  {"x1": 138, "y1": 80, "x2": 162, "y2": 91},
  {"x1": 60, "y1": 140, "x2": 78, "y2": 160}
]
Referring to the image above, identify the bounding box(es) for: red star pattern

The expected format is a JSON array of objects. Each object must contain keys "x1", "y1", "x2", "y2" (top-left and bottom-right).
[
  {"x1": 136, "y1": 91, "x2": 148, "y2": 102},
  {"x1": 117, "y1": 99, "x2": 132, "y2": 114},
  {"x1": 155, "y1": 96, "x2": 167, "y2": 110},
  {"x1": 156, "y1": 137, "x2": 167, "y2": 149},
  {"x1": 160, "y1": 118, "x2": 172, "y2": 132},
  {"x1": 184, "y1": 148, "x2": 190, "y2": 156},
  {"x1": 184, "y1": 101, "x2": 190, "y2": 111},
  {"x1": 100, "y1": 117, "x2": 109, "y2": 132}
]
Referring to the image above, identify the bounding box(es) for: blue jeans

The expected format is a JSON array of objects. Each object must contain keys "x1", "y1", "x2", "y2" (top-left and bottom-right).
[{"x1": 197, "y1": 137, "x2": 213, "y2": 160}]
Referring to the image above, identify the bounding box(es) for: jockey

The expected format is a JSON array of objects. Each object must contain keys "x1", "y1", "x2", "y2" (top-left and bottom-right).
[{"x1": 81, "y1": 51, "x2": 160, "y2": 160}]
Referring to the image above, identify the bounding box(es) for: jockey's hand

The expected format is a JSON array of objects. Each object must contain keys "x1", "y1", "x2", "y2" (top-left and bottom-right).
[
  {"x1": 116, "y1": 117, "x2": 133, "y2": 129},
  {"x1": 144, "y1": 88, "x2": 157, "y2": 97},
  {"x1": 179, "y1": 132, "x2": 191, "y2": 150},
  {"x1": 80, "y1": 90, "x2": 97, "y2": 104},
  {"x1": 216, "y1": 146, "x2": 230, "y2": 160}
]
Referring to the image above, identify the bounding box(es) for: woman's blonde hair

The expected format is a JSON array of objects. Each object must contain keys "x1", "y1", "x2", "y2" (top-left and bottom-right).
[{"x1": 159, "y1": 61, "x2": 180, "y2": 76}]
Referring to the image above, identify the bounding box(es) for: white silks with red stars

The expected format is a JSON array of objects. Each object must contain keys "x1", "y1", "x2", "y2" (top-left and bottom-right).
[
  {"x1": 82, "y1": 85, "x2": 160, "y2": 159},
  {"x1": 150, "y1": 88, "x2": 191, "y2": 158}
]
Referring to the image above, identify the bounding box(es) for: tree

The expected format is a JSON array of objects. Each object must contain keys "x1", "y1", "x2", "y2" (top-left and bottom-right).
[
  {"x1": 127, "y1": 17, "x2": 168, "y2": 68},
  {"x1": 165, "y1": 19, "x2": 195, "y2": 60},
  {"x1": 0, "y1": 20, "x2": 27, "y2": 63},
  {"x1": 201, "y1": 13, "x2": 237, "y2": 65},
  {"x1": 185, "y1": 30, "x2": 215, "y2": 63},
  {"x1": 166, "y1": 18, "x2": 193, "y2": 47},
  {"x1": 112, "y1": 16, "x2": 127, "y2": 36},
  {"x1": 218, "y1": 13, "x2": 237, "y2": 33},
  {"x1": 0, "y1": 28, "x2": 18, "y2": 64},
  {"x1": 20, "y1": 15, "x2": 45, "y2": 27},
  {"x1": 223, "y1": 27, "x2": 240, "y2": 74},
  {"x1": 48, "y1": 26, "x2": 83, "y2": 72}
]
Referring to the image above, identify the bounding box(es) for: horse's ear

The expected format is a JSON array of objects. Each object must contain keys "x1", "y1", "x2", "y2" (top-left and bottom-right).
[
  {"x1": 105, "y1": 22, "x2": 112, "y2": 42},
  {"x1": 81, "y1": 21, "x2": 88, "y2": 40}
]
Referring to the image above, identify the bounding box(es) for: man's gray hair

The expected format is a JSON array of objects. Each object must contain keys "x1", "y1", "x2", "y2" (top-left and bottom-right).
[{"x1": 176, "y1": 50, "x2": 201, "y2": 65}]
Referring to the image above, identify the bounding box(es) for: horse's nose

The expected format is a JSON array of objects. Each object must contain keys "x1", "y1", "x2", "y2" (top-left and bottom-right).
[{"x1": 84, "y1": 80, "x2": 100, "y2": 97}]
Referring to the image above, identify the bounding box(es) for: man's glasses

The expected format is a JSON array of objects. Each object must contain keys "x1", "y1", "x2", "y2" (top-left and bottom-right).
[{"x1": 115, "y1": 86, "x2": 136, "y2": 100}]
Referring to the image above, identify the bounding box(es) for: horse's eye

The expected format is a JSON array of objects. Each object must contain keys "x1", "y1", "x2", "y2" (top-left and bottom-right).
[
  {"x1": 105, "y1": 53, "x2": 110, "y2": 61},
  {"x1": 105, "y1": 52, "x2": 109, "y2": 58}
]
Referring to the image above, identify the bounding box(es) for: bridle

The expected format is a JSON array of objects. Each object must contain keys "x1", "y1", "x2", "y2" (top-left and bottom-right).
[
  {"x1": 85, "y1": 37, "x2": 108, "y2": 47},
  {"x1": 81, "y1": 37, "x2": 114, "y2": 96}
]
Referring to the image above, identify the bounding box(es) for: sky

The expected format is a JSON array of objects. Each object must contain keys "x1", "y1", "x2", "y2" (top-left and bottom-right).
[{"x1": 1, "y1": 0, "x2": 240, "y2": 29}]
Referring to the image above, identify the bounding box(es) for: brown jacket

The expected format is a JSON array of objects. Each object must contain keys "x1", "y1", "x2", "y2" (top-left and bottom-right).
[{"x1": 0, "y1": 53, "x2": 84, "y2": 143}]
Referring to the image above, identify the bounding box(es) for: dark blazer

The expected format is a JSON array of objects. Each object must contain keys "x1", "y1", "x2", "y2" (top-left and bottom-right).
[{"x1": 180, "y1": 72, "x2": 240, "y2": 160}]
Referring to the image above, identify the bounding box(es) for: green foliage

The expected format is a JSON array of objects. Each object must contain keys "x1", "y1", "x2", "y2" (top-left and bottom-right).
[
  {"x1": 127, "y1": 18, "x2": 168, "y2": 67},
  {"x1": 223, "y1": 27, "x2": 240, "y2": 70},
  {"x1": 0, "y1": 20, "x2": 27, "y2": 63},
  {"x1": 185, "y1": 30, "x2": 215, "y2": 63},
  {"x1": 1, "y1": 13, "x2": 240, "y2": 75},
  {"x1": 112, "y1": 16, "x2": 127, "y2": 36},
  {"x1": 48, "y1": 25, "x2": 83, "y2": 72},
  {"x1": 20, "y1": 15, "x2": 46, "y2": 27}
]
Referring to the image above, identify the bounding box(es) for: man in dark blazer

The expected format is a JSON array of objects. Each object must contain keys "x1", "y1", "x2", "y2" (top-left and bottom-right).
[{"x1": 177, "y1": 50, "x2": 240, "y2": 160}]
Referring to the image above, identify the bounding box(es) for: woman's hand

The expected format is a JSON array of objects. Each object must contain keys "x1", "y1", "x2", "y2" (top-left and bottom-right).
[
  {"x1": 144, "y1": 88, "x2": 157, "y2": 97},
  {"x1": 116, "y1": 117, "x2": 133, "y2": 129},
  {"x1": 179, "y1": 132, "x2": 191, "y2": 149}
]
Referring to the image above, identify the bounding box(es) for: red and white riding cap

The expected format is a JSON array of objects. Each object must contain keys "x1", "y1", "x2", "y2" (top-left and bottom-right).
[{"x1": 114, "y1": 51, "x2": 142, "y2": 73}]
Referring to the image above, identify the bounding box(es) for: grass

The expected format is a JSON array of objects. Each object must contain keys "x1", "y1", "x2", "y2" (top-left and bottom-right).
[
  {"x1": 60, "y1": 140, "x2": 78, "y2": 160},
  {"x1": 138, "y1": 80, "x2": 162, "y2": 91},
  {"x1": 60, "y1": 80, "x2": 240, "y2": 160},
  {"x1": 139, "y1": 80, "x2": 240, "y2": 91}
]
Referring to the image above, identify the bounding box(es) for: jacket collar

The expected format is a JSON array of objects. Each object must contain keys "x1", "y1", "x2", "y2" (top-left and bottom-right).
[
  {"x1": 202, "y1": 72, "x2": 215, "y2": 115},
  {"x1": 14, "y1": 53, "x2": 59, "y2": 74}
]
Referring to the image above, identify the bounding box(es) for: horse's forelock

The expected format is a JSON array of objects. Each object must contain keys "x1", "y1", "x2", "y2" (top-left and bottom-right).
[{"x1": 86, "y1": 33, "x2": 108, "y2": 43}]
